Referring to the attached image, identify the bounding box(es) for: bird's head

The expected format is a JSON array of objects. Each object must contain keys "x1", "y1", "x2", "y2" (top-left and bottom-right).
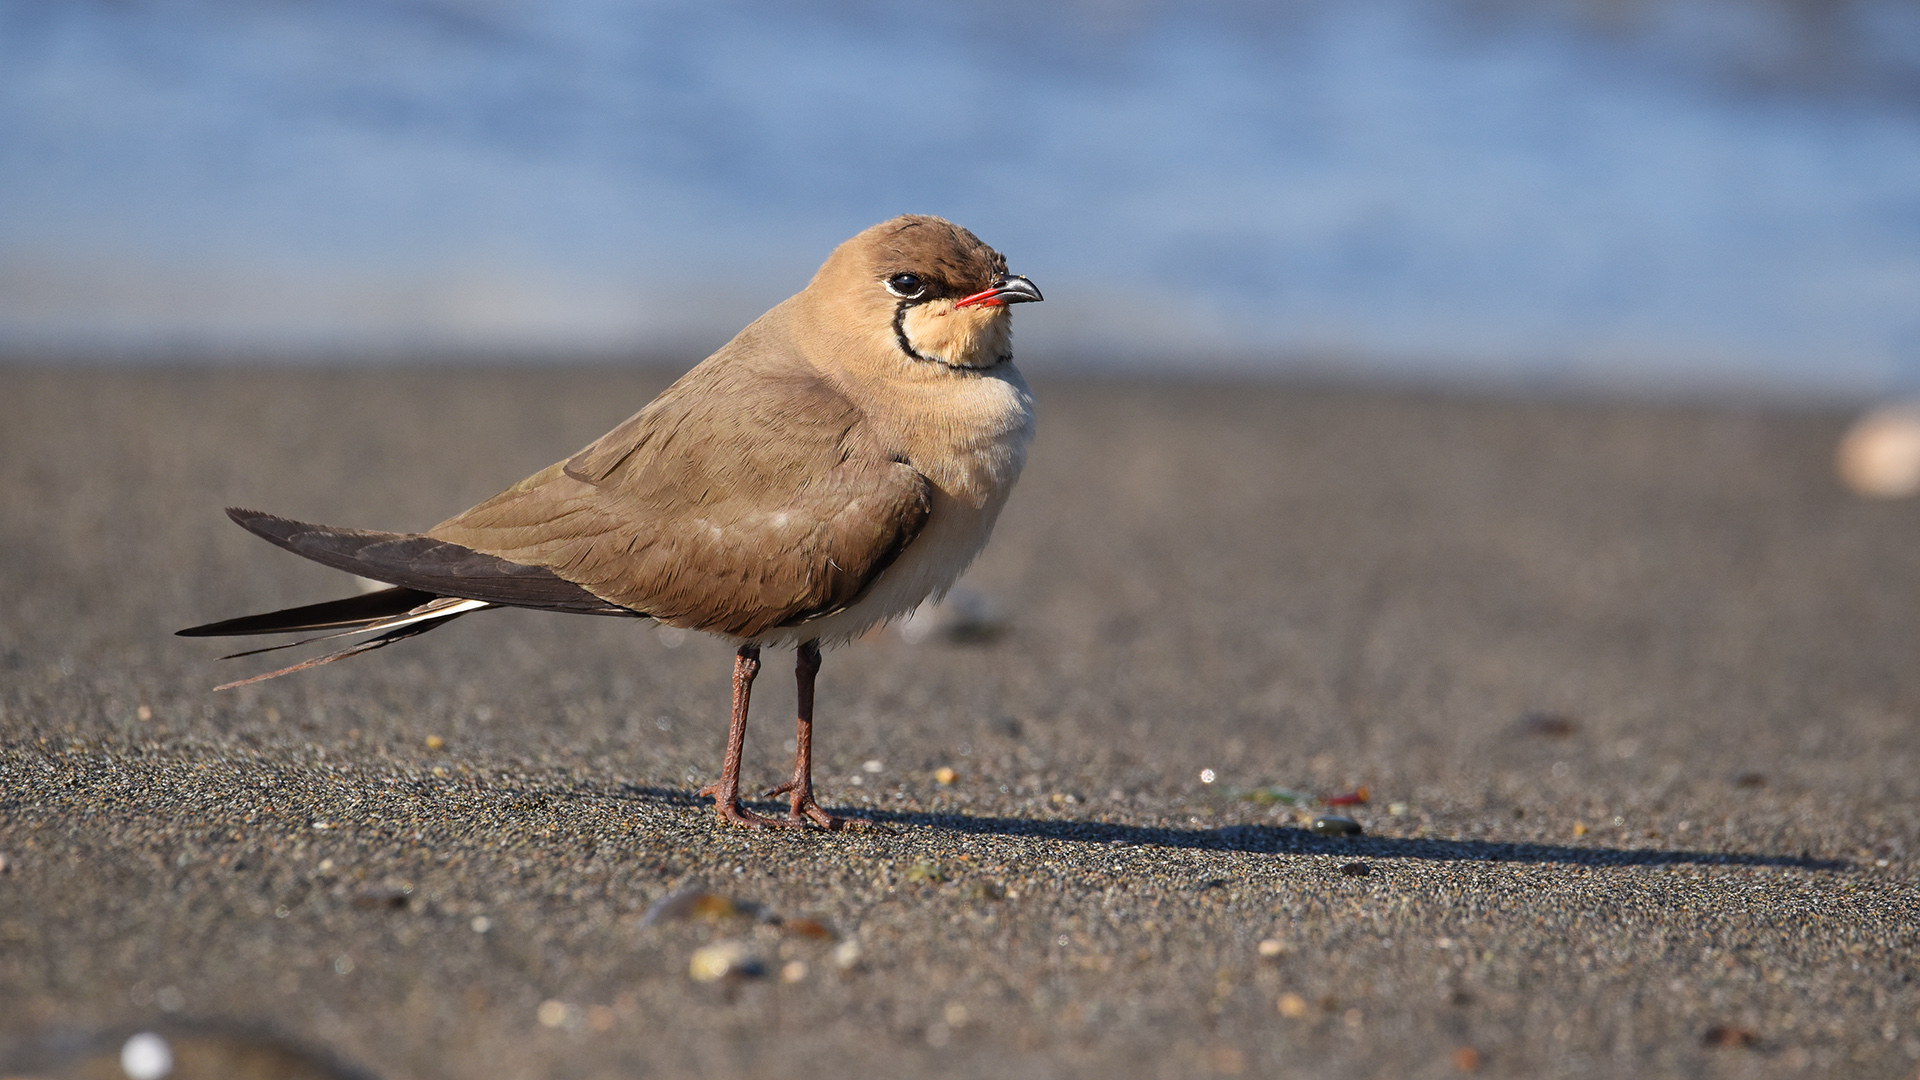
[{"x1": 805, "y1": 215, "x2": 1042, "y2": 372}]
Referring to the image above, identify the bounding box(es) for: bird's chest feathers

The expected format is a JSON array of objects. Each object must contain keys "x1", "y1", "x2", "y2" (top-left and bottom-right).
[{"x1": 884, "y1": 372, "x2": 1034, "y2": 511}]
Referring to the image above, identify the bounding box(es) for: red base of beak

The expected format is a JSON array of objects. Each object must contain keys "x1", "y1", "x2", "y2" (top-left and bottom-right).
[{"x1": 953, "y1": 289, "x2": 1006, "y2": 309}]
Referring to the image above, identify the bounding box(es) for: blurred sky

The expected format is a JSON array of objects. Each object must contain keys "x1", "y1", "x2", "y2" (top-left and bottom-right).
[{"x1": 3, "y1": 0, "x2": 1920, "y2": 395}]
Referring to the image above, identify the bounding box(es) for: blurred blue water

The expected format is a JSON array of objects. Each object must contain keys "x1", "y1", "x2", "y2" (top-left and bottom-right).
[{"x1": 2, "y1": 0, "x2": 1918, "y2": 395}]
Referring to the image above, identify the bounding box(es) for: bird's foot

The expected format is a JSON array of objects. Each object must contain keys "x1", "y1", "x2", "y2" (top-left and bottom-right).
[
  {"x1": 761, "y1": 781, "x2": 850, "y2": 830},
  {"x1": 697, "y1": 782, "x2": 799, "y2": 830}
]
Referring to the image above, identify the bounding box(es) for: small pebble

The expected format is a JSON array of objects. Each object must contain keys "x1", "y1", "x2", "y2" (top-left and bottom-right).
[
  {"x1": 780, "y1": 960, "x2": 808, "y2": 983},
  {"x1": 120, "y1": 1032, "x2": 172, "y2": 1080},
  {"x1": 1452, "y1": 1045, "x2": 1482, "y2": 1072},
  {"x1": 1518, "y1": 712, "x2": 1578, "y2": 738},
  {"x1": 831, "y1": 939, "x2": 863, "y2": 970},
  {"x1": 933, "y1": 766, "x2": 958, "y2": 785},
  {"x1": 1339, "y1": 862, "x2": 1371, "y2": 877},
  {"x1": 1277, "y1": 993, "x2": 1308, "y2": 1018},
  {"x1": 135, "y1": 705, "x2": 153, "y2": 722},
  {"x1": 1837, "y1": 402, "x2": 1920, "y2": 498},
  {"x1": 688, "y1": 941, "x2": 761, "y2": 982},
  {"x1": 1702, "y1": 1024, "x2": 1758, "y2": 1049},
  {"x1": 784, "y1": 917, "x2": 835, "y2": 940},
  {"x1": 424, "y1": 735, "x2": 445, "y2": 750},
  {"x1": 1309, "y1": 814, "x2": 1363, "y2": 837},
  {"x1": 642, "y1": 888, "x2": 750, "y2": 926},
  {"x1": 1256, "y1": 938, "x2": 1286, "y2": 957}
]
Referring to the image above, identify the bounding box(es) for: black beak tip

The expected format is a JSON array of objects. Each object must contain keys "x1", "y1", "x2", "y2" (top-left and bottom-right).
[{"x1": 999, "y1": 275, "x2": 1043, "y2": 304}]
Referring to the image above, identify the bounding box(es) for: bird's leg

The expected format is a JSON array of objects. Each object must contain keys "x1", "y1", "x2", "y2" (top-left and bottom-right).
[
  {"x1": 696, "y1": 644, "x2": 789, "y2": 829},
  {"x1": 762, "y1": 640, "x2": 842, "y2": 828}
]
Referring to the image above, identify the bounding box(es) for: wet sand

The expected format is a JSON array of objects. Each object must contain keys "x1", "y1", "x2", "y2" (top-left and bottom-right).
[{"x1": 0, "y1": 368, "x2": 1915, "y2": 1078}]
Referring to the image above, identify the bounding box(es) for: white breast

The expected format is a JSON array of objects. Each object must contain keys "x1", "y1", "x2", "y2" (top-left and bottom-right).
[{"x1": 756, "y1": 366, "x2": 1034, "y2": 647}]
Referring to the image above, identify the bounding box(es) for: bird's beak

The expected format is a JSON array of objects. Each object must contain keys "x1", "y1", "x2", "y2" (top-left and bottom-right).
[{"x1": 954, "y1": 275, "x2": 1043, "y2": 308}]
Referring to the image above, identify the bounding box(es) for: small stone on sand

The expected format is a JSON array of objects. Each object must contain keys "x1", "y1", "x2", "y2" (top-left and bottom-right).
[
  {"x1": 689, "y1": 942, "x2": 760, "y2": 982},
  {"x1": 1837, "y1": 403, "x2": 1920, "y2": 498},
  {"x1": 1310, "y1": 814, "x2": 1363, "y2": 837},
  {"x1": 120, "y1": 1033, "x2": 172, "y2": 1080}
]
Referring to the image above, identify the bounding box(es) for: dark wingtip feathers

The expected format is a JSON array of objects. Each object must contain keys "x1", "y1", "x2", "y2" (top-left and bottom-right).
[
  {"x1": 205, "y1": 507, "x2": 640, "y2": 616},
  {"x1": 177, "y1": 587, "x2": 441, "y2": 637}
]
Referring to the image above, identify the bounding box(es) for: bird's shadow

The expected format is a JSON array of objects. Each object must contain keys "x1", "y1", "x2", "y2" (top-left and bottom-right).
[{"x1": 611, "y1": 784, "x2": 1847, "y2": 871}]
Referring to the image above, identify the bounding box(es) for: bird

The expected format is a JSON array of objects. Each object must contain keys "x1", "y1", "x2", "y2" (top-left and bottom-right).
[{"x1": 178, "y1": 215, "x2": 1042, "y2": 830}]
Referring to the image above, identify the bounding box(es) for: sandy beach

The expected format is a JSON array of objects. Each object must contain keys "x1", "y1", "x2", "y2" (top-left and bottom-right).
[{"x1": 0, "y1": 368, "x2": 1915, "y2": 1078}]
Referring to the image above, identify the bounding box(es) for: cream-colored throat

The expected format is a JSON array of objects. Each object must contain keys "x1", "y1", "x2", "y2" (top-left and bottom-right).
[{"x1": 898, "y1": 301, "x2": 1014, "y2": 369}]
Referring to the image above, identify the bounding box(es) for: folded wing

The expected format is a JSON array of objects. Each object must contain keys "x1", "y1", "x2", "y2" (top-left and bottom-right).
[{"x1": 431, "y1": 343, "x2": 933, "y2": 639}]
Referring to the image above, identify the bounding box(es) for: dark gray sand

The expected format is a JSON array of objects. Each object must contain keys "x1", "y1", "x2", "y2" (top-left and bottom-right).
[{"x1": 1, "y1": 369, "x2": 1916, "y2": 1079}]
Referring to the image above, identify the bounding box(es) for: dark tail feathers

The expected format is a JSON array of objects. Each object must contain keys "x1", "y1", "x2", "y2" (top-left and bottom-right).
[{"x1": 179, "y1": 508, "x2": 643, "y2": 689}]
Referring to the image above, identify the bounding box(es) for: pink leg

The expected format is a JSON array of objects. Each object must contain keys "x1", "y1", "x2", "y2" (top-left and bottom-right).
[
  {"x1": 763, "y1": 640, "x2": 844, "y2": 828},
  {"x1": 695, "y1": 644, "x2": 791, "y2": 829}
]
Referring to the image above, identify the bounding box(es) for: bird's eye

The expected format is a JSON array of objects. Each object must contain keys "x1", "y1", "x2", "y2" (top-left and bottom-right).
[{"x1": 884, "y1": 273, "x2": 925, "y2": 299}]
